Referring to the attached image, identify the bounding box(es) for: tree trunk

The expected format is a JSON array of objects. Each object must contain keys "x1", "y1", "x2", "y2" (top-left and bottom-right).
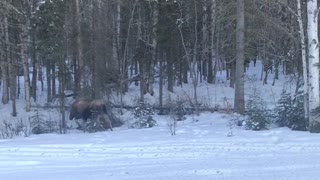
[
  {"x1": 9, "y1": 53, "x2": 17, "y2": 116},
  {"x1": 139, "y1": 61, "x2": 145, "y2": 103},
  {"x1": 51, "y1": 66, "x2": 56, "y2": 96},
  {"x1": 207, "y1": 0, "x2": 216, "y2": 84},
  {"x1": 148, "y1": 0, "x2": 159, "y2": 96},
  {"x1": 229, "y1": 61, "x2": 236, "y2": 88},
  {"x1": 20, "y1": 19, "x2": 31, "y2": 112},
  {"x1": 297, "y1": 0, "x2": 309, "y2": 121},
  {"x1": 112, "y1": 0, "x2": 121, "y2": 76},
  {"x1": 234, "y1": 0, "x2": 245, "y2": 115},
  {"x1": 159, "y1": 52, "x2": 163, "y2": 114},
  {"x1": 192, "y1": 0, "x2": 199, "y2": 113},
  {"x1": 167, "y1": 51, "x2": 174, "y2": 93},
  {"x1": 59, "y1": 55, "x2": 66, "y2": 134},
  {"x1": 60, "y1": 0, "x2": 70, "y2": 134},
  {"x1": 307, "y1": 0, "x2": 320, "y2": 132},
  {"x1": 201, "y1": 0, "x2": 208, "y2": 82},
  {"x1": 121, "y1": 0, "x2": 138, "y2": 94},
  {"x1": 182, "y1": 59, "x2": 188, "y2": 84},
  {"x1": 31, "y1": 31, "x2": 37, "y2": 102},
  {"x1": 1, "y1": 15, "x2": 9, "y2": 104},
  {"x1": 92, "y1": 0, "x2": 100, "y2": 99},
  {"x1": 46, "y1": 62, "x2": 52, "y2": 102},
  {"x1": 38, "y1": 64, "x2": 44, "y2": 91},
  {"x1": 75, "y1": 0, "x2": 84, "y2": 93}
]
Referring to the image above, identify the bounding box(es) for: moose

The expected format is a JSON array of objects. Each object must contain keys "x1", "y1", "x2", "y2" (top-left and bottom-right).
[{"x1": 69, "y1": 99, "x2": 113, "y2": 132}]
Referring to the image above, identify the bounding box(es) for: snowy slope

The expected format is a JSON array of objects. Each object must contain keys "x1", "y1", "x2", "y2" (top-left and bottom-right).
[{"x1": 1, "y1": 113, "x2": 320, "y2": 180}]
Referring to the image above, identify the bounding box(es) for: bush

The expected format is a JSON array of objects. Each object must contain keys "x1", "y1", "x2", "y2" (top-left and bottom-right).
[
  {"x1": 275, "y1": 90, "x2": 292, "y2": 127},
  {"x1": 275, "y1": 89, "x2": 307, "y2": 131},
  {"x1": 30, "y1": 109, "x2": 57, "y2": 134},
  {"x1": 131, "y1": 102, "x2": 157, "y2": 129},
  {"x1": 86, "y1": 116, "x2": 106, "y2": 133},
  {"x1": 245, "y1": 87, "x2": 270, "y2": 131},
  {"x1": 0, "y1": 118, "x2": 30, "y2": 139}
]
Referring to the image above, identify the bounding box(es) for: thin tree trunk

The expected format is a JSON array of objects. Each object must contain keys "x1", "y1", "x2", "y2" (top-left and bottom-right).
[
  {"x1": 92, "y1": 0, "x2": 100, "y2": 99},
  {"x1": 75, "y1": 0, "x2": 84, "y2": 92},
  {"x1": 112, "y1": 0, "x2": 121, "y2": 75},
  {"x1": 59, "y1": 55, "x2": 66, "y2": 134},
  {"x1": 20, "y1": 19, "x2": 31, "y2": 112},
  {"x1": 38, "y1": 64, "x2": 44, "y2": 91},
  {"x1": 148, "y1": 0, "x2": 159, "y2": 96},
  {"x1": 192, "y1": 0, "x2": 199, "y2": 114},
  {"x1": 1, "y1": 15, "x2": 9, "y2": 104},
  {"x1": 207, "y1": 0, "x2": 216, "y2": 84},
  {"x1": 213, "y1": 27, "x2": 220, "y2": 84},
  {"x1": 167, "y1": 50, "x2": 174, "y2": 93},
  {"x1": 234, "y1": 0, "x2": 245, "y2": 115},
  {"x1": 297, "y1": 0, "x2": 308, "y2": 121},
  {"x1": 182, "y1": 59, "x2": 188, "y2": 83},
  {"x1": 307, "y1": 0, "x2": 320, "y2": 132},
  {"x1": 31, "y1": 31, "x2": 37, "y2": 102},
  {"x1": 51, "y1": 66, "x2": 56, "y2": 96},
  {"x1": 60, "y1": 0, "x2": 69, "y2": 134},
  {"x1": 201, "y1": 0, "x2": 208, "y2": 82},
  {"x1": 46, "y1": 63, "x2": 52, "y2": 102},
  {"x1": 137, "y1": 6, "x2": 145, "y2": 103},
  {"x1": 159, "y1": 52, "x2": 163, "y2": 114},
  {"x1": 9, "y1": 52, "x2": 17, "y2": 116},
  {"x1": 263, "y1": 67, "x2": 268, "y2": 85},
  {"x1": 177, "y1": 0, "x2": 199, "y2": 113},
  {"x1": 121, "y1": 0, "x2": 138, "y2": 95},
  {"x1": 229, "y1": 61, "x2": 235, "y2": 88}
]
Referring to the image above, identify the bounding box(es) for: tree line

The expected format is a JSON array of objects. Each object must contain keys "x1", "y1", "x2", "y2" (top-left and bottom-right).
[{"x1": 0, "y1": 0, "x2": 320, "y2": 132}]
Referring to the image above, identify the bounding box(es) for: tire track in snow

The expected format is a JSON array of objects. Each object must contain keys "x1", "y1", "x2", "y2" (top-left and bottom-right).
[{"x1": 1, "y1": 142, "x2": 320, "y2": 179}]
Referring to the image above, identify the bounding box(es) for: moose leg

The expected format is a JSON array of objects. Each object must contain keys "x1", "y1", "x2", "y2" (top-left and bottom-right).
[
  {"x1": 103, "y1": 114, "x2": 113, "y2": 131},
  {"x1": 82, "y1": 119, "x2": 87, "y2": 133},
  {"x1": 105, "y1": 116, "x2": 112, "y2": 131},
  {"x1": 75, "y1": 119, "x2": 82, "y2": 130}
]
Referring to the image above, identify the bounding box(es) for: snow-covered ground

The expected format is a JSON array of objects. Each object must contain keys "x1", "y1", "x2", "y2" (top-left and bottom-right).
[
  {"x1": 0, "y1": 61, "x2": 319, "y2": 179},
  {"x1": 1, "y1": 113, "x2": 320, "y2": 180}
]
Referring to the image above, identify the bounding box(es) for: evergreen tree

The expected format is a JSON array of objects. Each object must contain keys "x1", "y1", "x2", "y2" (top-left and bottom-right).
[
  {"x1": 245, "y1": 87, "x2": 270, "y2": 131},
  {"x1": 275, "y1": 89, "x2": 307, "y2": 131},
  {"x1": 131, "y1": 102, "x2": 157, "y2": 129}
]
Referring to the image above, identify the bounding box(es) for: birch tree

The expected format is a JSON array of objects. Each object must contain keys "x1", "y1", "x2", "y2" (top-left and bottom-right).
[{"x1": 307, "y1": 0, "x2": 320, "y2": 132}]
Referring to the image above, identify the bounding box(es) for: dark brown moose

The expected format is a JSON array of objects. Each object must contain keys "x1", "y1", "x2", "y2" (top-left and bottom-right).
[{"x1": 69, "y1": 99, "x2": 112, "y2": 132}]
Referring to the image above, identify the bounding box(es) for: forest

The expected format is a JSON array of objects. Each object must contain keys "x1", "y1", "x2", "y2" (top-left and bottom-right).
[
  {"x1": 0, "y1": 0, "x2": 320, "y2": 133},
  {"x1": 2, "y1": 1, "x2": 320, "y2": 178}
]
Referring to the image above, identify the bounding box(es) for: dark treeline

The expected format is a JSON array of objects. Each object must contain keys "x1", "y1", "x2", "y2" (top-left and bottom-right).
[{"x1": 0, "y1": 0, "x2": 316, "y2": 126}]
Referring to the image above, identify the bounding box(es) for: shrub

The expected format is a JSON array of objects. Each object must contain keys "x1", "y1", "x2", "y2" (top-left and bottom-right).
[
  {"x1": 30, "y1": 109, "x2": 58, "y2": 134},
  {"x1": 0, "y1": 118, "x2": 30, "y2": 139},
  {"x1": 275, "y1": 89, "x2": 307, "y2": 131},
  {"x1": 245, "y1": 86, "x2": 270, "y2": 131},
  {"x1": 86, "y1": 116, "x2": 106, "y2": 133},
  {"x1": 131, "y1": 102, "x2": 157, "y2": 129},
  {"x1": 275, "y1": 90, "x2": 292, "y2": 127}
]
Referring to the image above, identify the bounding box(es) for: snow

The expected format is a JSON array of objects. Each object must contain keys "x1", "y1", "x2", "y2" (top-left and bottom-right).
[
  {"x1": 0, "y1": 61, "x2": 319, "y2": 179},
  {"x1": 2, "y1": 113, "x2": 320, "y2": 180},
  {"x1": 1, "y1": 114, "x2": 320, "y2": 180}
]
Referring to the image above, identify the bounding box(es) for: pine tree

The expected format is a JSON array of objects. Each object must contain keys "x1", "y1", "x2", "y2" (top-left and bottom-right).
[
  {"x1": 131, "y1": 102, "x2": 157, "y2": 129},
  {"x1": 245, "y1": 87, "x2": 270, "y2": 131},
  {"x1": 275, "y1": 90, "x2": 292, "y2": 127}
]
